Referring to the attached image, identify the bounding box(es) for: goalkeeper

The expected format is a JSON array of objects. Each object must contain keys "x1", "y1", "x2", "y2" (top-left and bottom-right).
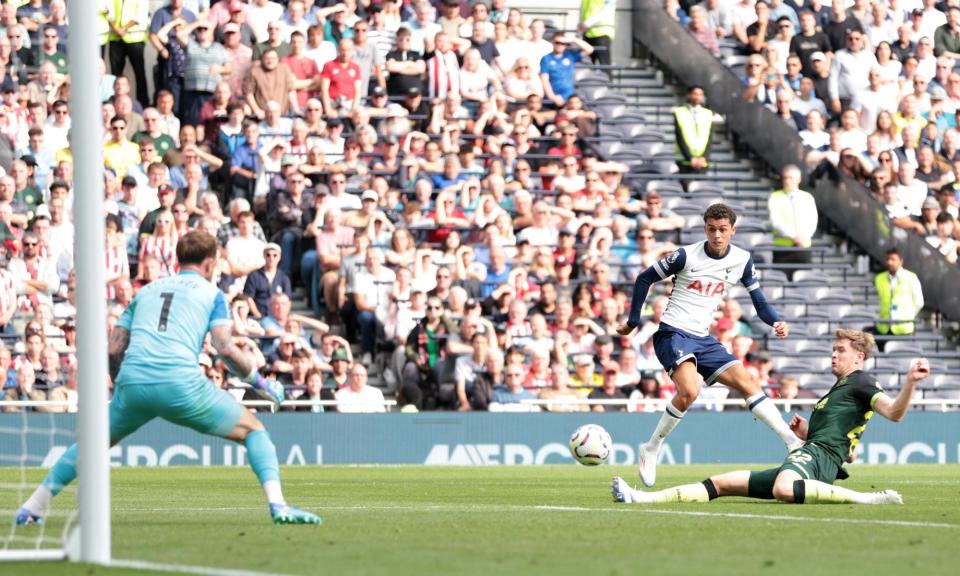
[
  {"x1": 17, "y1": 231, "x2": 320, "y2": 525},
  {"x1": 613, "y1": 330, "x2": 930, "y2": 506}
]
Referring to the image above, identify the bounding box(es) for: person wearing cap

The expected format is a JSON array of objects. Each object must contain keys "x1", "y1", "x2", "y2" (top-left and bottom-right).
[
  {"x1": 540, "y1": 31, "x2": 593, "y2": 107},
  {"x1": 137, "y1": 182, "x2": 179, "y2": 237},
  {"x1": 919, "y1": 194, "x2": 942, "y2": 237},
  {"x1": 768, "y1": 164, "x2": 817, "y2": 273},
  {"x1": 243, "y1": 242, "x2": 292, "y2": 318},
  {"x1": 174, "y1": 19, "x2": 231, "y2": 126},
  {"x1": 221, "y1": 20, "x2": 254, "y2": 96},
  {"x1": 587, "y1": 362, "x2": 627, "y2": 412},
  {"x1": 438, "y1": 0, "x2": 465, "y2": 38}
]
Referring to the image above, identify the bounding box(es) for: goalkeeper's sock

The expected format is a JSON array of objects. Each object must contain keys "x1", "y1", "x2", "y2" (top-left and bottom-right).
[
  {"x1": 746, "y1": 393, "x2": 803, "y2": 451},
  {"x1": 245, "y1": 430, "x2": 286, "y2": 506},
  {"x1": 642, "y1": 482, "x2": 712, "y2": 504},
  {"x1": 647, "y1": 403, "x2": 685, "y2": 448},
  {"x1": 794, "y1": 480, "x2": 876, "y2": 505},
  {"x1": 23, "y1": 443, "x2": 78, "y2": 515}
]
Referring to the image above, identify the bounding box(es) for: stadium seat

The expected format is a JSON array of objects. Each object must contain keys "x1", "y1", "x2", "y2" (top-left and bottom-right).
[
  {"x1": 883, "y1": 342, "x2": 925, "y2": 357},
  {"x1": 685, "y1": 181, "x2": 726, "y2": 195},
  {"x1": 791, "y1": 271, "x2": 832, "y2": 285}
]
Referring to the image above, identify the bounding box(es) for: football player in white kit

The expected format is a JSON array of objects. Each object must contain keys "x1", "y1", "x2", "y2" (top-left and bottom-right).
[{"x1": 617, "y1": 203, "x2": 803, "y2": 486}]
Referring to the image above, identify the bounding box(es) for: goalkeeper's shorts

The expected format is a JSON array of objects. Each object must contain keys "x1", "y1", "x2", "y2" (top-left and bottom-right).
[{"x1": 109, "y1": 376, "x2": 244, "y2": 441}]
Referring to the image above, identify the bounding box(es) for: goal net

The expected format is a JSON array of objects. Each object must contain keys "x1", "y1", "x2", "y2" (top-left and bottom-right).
[{"x1": 0, "y1": 410, "x2": 77, "y2": 561}]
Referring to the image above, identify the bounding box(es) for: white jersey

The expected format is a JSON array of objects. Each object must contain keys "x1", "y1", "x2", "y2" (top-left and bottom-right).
[{"x1": 653, "y1": 241, "x2": 759, "y2": 337}]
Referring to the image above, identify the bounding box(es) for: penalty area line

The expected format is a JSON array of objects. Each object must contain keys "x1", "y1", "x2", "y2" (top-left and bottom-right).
[
  {"x1": 536, "y1": 505, "x2": 960, "y2": 529},
  {"x1": 109, "y1": 558, "x2": 294, "y2": 576}
]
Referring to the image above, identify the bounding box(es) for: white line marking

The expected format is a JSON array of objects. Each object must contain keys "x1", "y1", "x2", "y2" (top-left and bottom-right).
[
  {"x1": 536, "y1": 505, "x2": 960, "y2": 529},
  {"x1": 113, "y1": 503, "x2": 960, "y2": 530},
  {"x1": 110, "y1": 559, "x2": 293, "y2": 576}
]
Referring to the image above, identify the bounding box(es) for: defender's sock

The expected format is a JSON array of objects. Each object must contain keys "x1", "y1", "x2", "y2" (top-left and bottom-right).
[
  {"x1": 747, "y1": 393, "x2": 802, "y2": 450},
  {"x1": 245, "y1": 430, "x2": 285, "y2": 505},
  {"x1": 701, "y1": 479, "x2": 720, "y2": 501},
  {"x1": 647, "y1": 403, "x2": 685, "y2": 448},
  {"x1": 643, "y1": 482, "x2": 711, "y2": 504},
  {"x1": 797, "y1": 479, "x2": 873, "y2": 504}
]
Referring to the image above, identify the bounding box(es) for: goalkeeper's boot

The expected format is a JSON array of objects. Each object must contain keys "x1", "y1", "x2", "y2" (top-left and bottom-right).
[
  {"x1": 611, "y1": 477, "x2": 647, "y2": 504},
  {"x1": 252, "y1": 373, "x2": 285, "y2": 407},
  {"x1": 870, "y1": 490, "x2": 903, "y2": 505},
  {"x1": 270, "y1": 503, "x2": 322, "y2": 525},
  {"x1": 14, "y1": 507, "x2": 43, "y2": 526},
  {"x1": 638, "y1": 442, "x2": 658, "y2": 487}
]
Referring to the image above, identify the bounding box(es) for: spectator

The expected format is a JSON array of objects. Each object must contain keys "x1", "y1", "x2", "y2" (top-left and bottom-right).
[
  {"x1": 454, "y1": 329, "x2": 490, "y2": 411},
  {"x1": 637, "y1": 190, "x2": 684, "y2": 241},
  {"x1": 176, "y1": 20, "x2": 231, "y2": 127},
  {"x1": 242, "y1": 243, "x2": 292, "y2": 318},
  {"x1": 245, "y1": 48, "x2": 299, "y2": 118},
  {"x1": 491, "y1": 363, "x2": 538, "y2": 410},
  {"x1": 927, "y1": 210, "x2": 959, "y2": 263},
  {"x1": 106, "y1": 0, "x2": 149, "y2": 108},
  {"x1": 335, "y1": 363, "x2": 386, "y2": 413},
  {"x1": 674, "y1": 85, "x2": 712, "y2": 174},
  {"x1": 829, "y1": 29, "x2": 876, "y2": 116},
  {"x1": 540, "y1": 32, "x2": 593, "y2": 107},
  {"x1": 686, "y1": 6, "x2": 719, "y2": 58},
  {"x1": 403, "y1": 296, "x2": 457, "y2": 409},
  {"x1": 588, "y1": 362, "x2": 627, "y2": 412},
  {"x1": 320, "y1": 39, "x2": 361, "y2": 118},
  {"x1": 2, "y1": 363, "x2": 48, "y2": 413},
  {"x1": 874, "y1": 248, "x2": 924, "y2": 337},
  {"x1": 768, "y1": 164, "x2": 818, "y2": 272}
]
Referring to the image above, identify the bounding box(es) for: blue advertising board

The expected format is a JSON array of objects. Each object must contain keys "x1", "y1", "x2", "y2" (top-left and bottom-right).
[{"x1": 2, "y1": 413, "x2": 958, "y2": 467}]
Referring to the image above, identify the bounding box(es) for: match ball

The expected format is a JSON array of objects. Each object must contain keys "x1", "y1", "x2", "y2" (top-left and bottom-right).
[{"x1": 568, "y1": 424, "x2": 612, "y2": 466}]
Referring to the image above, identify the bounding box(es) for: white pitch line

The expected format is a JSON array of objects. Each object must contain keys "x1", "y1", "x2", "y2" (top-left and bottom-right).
[
  {"x1": 109, "y1": 558, "x2": 293, "y2": 576},
  {"x1": 113, "y1": 503, "x2": 960, "y2": 530},
  {"x1": 536, "y1": 505, "x2": 960, "y2": 529}
]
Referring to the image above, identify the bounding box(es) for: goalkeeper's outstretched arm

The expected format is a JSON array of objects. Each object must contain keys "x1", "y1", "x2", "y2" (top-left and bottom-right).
[{"x1": 210, "y1": 324, "x2": 256, "y2": 380}]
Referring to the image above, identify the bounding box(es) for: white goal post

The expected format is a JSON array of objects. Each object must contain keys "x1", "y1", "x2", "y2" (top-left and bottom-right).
[{"x1": 0, "y1": 0, "x2": 111, "y2": 565}]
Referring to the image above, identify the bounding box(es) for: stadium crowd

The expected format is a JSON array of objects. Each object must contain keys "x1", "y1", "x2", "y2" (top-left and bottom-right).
[
  {"x1": 676, "y1": 0, "x2": 960, "y2": 265},
  {"x1": 3, "y1": 0, "x2": 701, "y2": 415}
]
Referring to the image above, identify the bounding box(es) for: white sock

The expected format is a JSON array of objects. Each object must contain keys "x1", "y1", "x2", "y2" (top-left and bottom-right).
[
  {"x1": 647, "y1": 403, "x2": 685, "y2": 448},
  {"x1": 643, "y1": 482, "x2": 710, "y2": 504},
  {"x1": 800, "y1": 480, "x2": 872, "y2": 504},
  {"x1": 747, "y1": 393, "x2": 802, "y2": 450},
  {"x1": 263, "y1": 480, "x2": 286, "y2": 506},
  {"x1": 22, "y1": 485, "x2": 53, "y2": 515}
]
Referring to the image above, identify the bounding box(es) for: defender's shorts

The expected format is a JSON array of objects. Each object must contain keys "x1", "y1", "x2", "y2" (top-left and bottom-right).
[
  {"x1": 109, "y1": 375, "x2": 243, "y2": 441},
  {"x1": 653, "y1": 324, "x2": 739, "y2": 385},
  {"x1": 747, "y1": 443, "x2": 843, "y2": 499}
]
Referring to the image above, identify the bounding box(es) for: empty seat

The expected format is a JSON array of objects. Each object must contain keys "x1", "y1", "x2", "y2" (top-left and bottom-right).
[
  {"x1": 645, "y1": 179, "x2": 685, "y2": 196},
  {"x1": 686, "y1": 181, "x2": 726, "y2": 195},
  {"x1": 792, "y1": 270, "x2": 832, "y2": 285},
  {"x1": 796, "y1": 340, "x2": 833, "y2": 354},
  {"x1": 883, "y1": 341, "x2": 925, "y2": 356},
  {"x1": 797, "y1": 373, "x2": 836, "y2": 390},
  {"x1": 759, "y1": 269, "x2": 789, "y2": 285}
]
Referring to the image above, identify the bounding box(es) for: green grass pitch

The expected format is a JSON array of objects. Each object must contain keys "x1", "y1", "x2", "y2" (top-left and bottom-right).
[{"x1": 1, "y1": 465, "x2": 958, "y2": 576}]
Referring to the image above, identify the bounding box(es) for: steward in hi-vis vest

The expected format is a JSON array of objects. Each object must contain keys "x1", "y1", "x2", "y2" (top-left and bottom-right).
[
  {"x1": 673, "y1": 85, "x2": 712, "y2": 174},
  {"x1": 578, "y1": 0, "x2": 616, "y2": 65}
]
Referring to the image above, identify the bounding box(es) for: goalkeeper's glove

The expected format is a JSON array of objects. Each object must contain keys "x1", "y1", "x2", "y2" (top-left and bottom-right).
[{"x1": 244, "y1": 368, "x2": 285, "y2": 407}]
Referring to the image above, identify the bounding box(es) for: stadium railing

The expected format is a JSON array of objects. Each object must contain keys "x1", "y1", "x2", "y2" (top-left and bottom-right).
[{"x1": 629, "y1": 0, "x2": 960, "y2": 323}]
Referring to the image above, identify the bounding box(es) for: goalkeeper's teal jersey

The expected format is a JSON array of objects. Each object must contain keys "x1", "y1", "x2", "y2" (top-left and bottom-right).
[{"x1": 115, "y1": 271, "x2": 231, "y2": 385}]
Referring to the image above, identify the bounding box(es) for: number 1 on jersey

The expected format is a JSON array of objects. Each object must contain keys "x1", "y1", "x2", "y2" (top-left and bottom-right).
[{"x1": 158, "y1": 292, "x2": 175, "y2": 332}]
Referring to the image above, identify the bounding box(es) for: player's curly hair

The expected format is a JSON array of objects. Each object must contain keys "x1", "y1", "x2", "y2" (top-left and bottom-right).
[
  {"x1": 702, "y1": 203, "x2": 738, "y2": 225},
  {"x1": 177, "y1": 230, "x2": 218, "y2": 266},
  {"x1": 835, "y1": 329, "x2": 875, "y2": 360}
]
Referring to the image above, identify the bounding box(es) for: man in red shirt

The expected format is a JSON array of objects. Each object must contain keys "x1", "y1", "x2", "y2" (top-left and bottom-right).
[
  {"x1": 282, "y1": 30, "x2": 320, "y2": 111},
  {"x1": 546, "y1": 125, "x2": 582, "y2": 158},
  {"x1": 320, "y1": 38, "x2": 362, "y2": 118}
]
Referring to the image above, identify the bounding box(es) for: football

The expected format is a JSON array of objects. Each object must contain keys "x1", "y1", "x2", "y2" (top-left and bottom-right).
[{"x1": 568, "y1": 424, "x2": 612, "y2": 466}]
